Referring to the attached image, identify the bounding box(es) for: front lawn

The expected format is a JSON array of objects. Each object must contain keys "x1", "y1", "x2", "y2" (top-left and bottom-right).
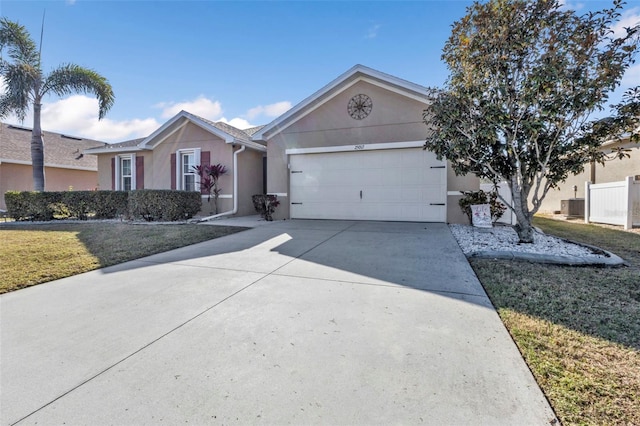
[
  {"x1": 0, "y1": 222, "x2": 247, "y2": 294},
  {"x1": 471, "y1": 217, "x2": 640, "y2": 425}
]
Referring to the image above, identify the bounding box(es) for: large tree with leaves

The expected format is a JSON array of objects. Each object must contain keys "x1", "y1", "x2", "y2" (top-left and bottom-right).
[
  {"x1": 424, "y1": 0, "x2": 639, "y2": 242},
  {"x1": 0, "y1": 17, "x2": 114, "y2": 191}
]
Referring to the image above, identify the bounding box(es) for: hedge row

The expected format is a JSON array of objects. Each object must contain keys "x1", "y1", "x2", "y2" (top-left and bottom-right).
[{"x1": 4, "y1": 190, "x2": 201, "y2": 222}]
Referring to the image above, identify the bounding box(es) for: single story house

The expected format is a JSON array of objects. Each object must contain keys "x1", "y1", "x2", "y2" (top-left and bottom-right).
[
  {"x1": 87, "y1": 65, "x2": 480, "y2": 223},
  {"x1": 85, "y1": 112, "x2": 266, "y2": 217},
  {"x1": 0, "y1": 122, "x2": 104, "y2": 210},
  {"x1": 536, "y1": 133, "x2": 640, "y2": 214}
]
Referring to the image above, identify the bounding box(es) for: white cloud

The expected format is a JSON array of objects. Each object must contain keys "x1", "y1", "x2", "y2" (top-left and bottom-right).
[
  {"x1": 246, "y1": 101, "x2": 291, "y2": 120},
  {"x1": 3, "y1": 95, "x2": 160, "y2": 143},
  {"x1": 156, "y1": 95, "x2": 223, "y2": 121},
  {"x1": 216, "y1": 117, "x2": 256, "y2": 130},
  {"x1": 66, "y1": 0, "x2": 77, "y2": 5},
  {"x1": 558, "y1": 0, "x2": 584, "y2": 11},
  {"x1": 42, "y1": 96, "x2": 160, "y2": 142},
  {"x1": 365, "y1": 23, "x2": 381, "y2": 39},
  {"x1": 611, "y1": 7, "x2": 640, "y2": 39},
  {"x1": 621, "y1": 63, "x2": 640, "y2": 88}
]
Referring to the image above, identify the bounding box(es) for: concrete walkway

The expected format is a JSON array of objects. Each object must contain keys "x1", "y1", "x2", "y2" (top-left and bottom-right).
[{"x1": 1, "y1": 220, "x2": 557, "y2": 425}]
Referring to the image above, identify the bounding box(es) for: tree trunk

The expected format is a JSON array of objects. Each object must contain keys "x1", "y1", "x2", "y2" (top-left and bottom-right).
[
  {"x1": 510, "y1": 178, "x2": 535, "y2": 243},
  {"x1": 31, "y1": 102, "x2": 45, "y2": 192}
]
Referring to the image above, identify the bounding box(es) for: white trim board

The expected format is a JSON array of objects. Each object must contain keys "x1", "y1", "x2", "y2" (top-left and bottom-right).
[
  {"x1": 202, "y1": 194, "x2": 233, "y2": 199},
  {"x1": 285, "y1": 141, "x2": 426, "y2": 156},
  {"x1": 0, "y1": 158, "x2": 97, "y2": 171}
]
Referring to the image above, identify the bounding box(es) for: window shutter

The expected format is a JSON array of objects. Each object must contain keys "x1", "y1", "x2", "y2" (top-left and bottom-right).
[
  {"x1": 136, "y1": 156, "x2": 144, "y2": 190},
  {"x1": 200, "y1": 151, "x2": 211, "y2": 194},
  {"x1": 170, "y1": 153, "x2": 176, "y2": 190},
  {"x1": 111, "y1": 157, "x2": 116, "y2": 190},
  {"x1": 201, "y1": 151, "x2": 210, "y2": 167}
]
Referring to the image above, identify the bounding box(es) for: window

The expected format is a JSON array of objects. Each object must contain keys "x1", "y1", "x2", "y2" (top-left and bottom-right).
[
  {"x1": 121, "y1": 157, "x2": 132, "y2": 191},
  {"x1": 176, "y1": 149, "x2": 200, "y2": 191},
  {"x1": 182, "y1": 151, "x2": 196, "y2": 191},
  {"x1": 115, "y1": 154, "x2": 135, "y2": 191}
]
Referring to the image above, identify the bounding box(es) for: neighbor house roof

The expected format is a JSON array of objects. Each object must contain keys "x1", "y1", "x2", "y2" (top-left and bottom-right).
[
  {"x1": 84, "y1": 111, "x2": 266, "y2": 155},
  {"x1": 251, "y1": 64, "x2": 430, "y2": 141},
  {"x1": 0, "y1": 122, "x2": 104, "y2": 171}
]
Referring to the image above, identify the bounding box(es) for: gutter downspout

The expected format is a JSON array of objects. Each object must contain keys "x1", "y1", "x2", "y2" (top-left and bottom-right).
[{"x1": 197, "y1": 145, "x2": 246, "y2": 222}]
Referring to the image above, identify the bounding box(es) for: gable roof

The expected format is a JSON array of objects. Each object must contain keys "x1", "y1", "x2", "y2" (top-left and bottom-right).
[
  {"x1": 252, "y1": 64, "x2": 430, "y2": 141},
  {"x1": 0, "y1": 122, "x2": 104, "y2": 171},
  {"x1": 84, "y1": 111, "x2": 266, "y2": 155}
]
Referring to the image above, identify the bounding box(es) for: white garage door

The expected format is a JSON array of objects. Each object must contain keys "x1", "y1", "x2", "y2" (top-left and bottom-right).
[{"x1": 289, "y1": 148, "x2": 446, "y2": 222}]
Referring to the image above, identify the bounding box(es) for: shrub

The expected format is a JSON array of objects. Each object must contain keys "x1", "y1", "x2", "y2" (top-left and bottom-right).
[
  {"x1": 61, "y1": 191, "x2": 95, "y2": 220},
  {"x1": 4, "y1": 190, "x2": 200, "y2": 222},
  {"x1": 93, "y1": 191, "x2": 129, "y2": 219},
  {"x1": 4, "y1": 191, "x2": 54, "y2": 221},
  {"x1": 128, "y1": 190, "x2": 201, "y2": 221},
  {"x1": 252, "y1": 194, "x2": 280, "y2": 221},
  {"x1": 458, "y1": 189, "x2": 507, "y2": 225}
]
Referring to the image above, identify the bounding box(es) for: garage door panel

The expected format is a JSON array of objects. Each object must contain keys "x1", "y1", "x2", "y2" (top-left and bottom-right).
[{"x1": 290, "y1": 148, "x2": 446, "y2": 222}]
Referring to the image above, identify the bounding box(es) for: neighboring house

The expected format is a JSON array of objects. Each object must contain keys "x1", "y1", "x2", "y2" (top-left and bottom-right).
[
  {"x1": 537, "y1": 133, "x2": 640, "y2": 214},
  {"x1": 84, "y1": 112, "x2": 266, "y2": 217},
  {"x1": 0, "y1": 122, "x2": 104, "y2": 210},
  {"x1": 87, "y1": 65, "x2": 480, "y2": 223}
]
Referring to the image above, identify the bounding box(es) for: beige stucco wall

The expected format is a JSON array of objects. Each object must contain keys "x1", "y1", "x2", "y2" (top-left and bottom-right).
[
  {"x1": 536, "y1": 141, "x2": 639, "y2": 215},
  {"x1": 151, "y1": 122, "x2": 234, "y2": 191},
  {"x1": 446, "y1": 166, "x2": 480, "y2": 224},
  {"x1": 264, "y1": 80, "x2": 478, "y2": 221},
  {"x1": 0, "y1": 162, "x2": 98, "y2": 210},
  {"x1": 237, "y1": 148, "x2": 264, "y2": 216},
  {"x1": 96, "y1": 154, "x2": 113, "y2": 190}
]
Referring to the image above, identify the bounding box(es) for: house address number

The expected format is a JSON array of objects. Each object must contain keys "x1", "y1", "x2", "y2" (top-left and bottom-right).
[{"x1": 354, "y1": 145, "x2": 365, "y2": 150}]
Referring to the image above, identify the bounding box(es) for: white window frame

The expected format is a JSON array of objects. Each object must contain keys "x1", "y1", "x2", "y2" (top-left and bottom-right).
[
  {"x1": 176, "y1": 148, "x2": 201, "y2": 191},
  {"x1": 115, "y1": 154, "x2": 136, "y2": 191}
]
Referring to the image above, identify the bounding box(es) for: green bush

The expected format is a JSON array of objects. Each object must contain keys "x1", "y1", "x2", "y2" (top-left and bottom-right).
[
  {"x1": 93, "y1": 191, "x2": 129, "y2": 219},
  {"x1": 4, "y1": 190, "x2": 197, "y2": 222},
  {"x1": 458, "y1": 189, "x2": 507, "y2": 224},
  {"x1": 61, "y1": 191, "x2": 95, "y2": 220},
  {"x1": 128, "y1": 190, "x2": 201, "y2": 221},
  {"x1": 4, "y1": 191, "x2": 54, "y2": 221}
]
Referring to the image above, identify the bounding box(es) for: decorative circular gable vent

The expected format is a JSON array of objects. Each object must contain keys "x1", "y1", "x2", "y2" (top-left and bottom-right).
[{"x1": 347, "y1": 94, "x2": 373, "y2": 120}]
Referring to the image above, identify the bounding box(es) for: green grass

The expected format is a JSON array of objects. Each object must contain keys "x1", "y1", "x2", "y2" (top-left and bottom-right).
[
  {"x1": 0, "y1": 222, "x2": 247, "y2": 294},
  {"x1": 471, "y1": 217, "x2": 640, "y2": 425}
]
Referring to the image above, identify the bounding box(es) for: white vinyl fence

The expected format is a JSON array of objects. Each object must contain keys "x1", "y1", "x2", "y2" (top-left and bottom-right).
[{"x1": 585, "y1": 176, "x2": 640, "y2": 230}]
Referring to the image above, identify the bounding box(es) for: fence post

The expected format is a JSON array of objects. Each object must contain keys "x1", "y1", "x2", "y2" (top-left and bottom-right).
[
  {"x1": 625, "y1": 176, "x2": 633, "y2": 230},
  {"x1": 584, "y1": 181, "x2": 590, "y2": 224}
]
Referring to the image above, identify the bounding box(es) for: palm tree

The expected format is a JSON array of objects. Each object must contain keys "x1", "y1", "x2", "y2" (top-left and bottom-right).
[{"x1": 0, "y1": 17, "x2": 114, "y2": 191}]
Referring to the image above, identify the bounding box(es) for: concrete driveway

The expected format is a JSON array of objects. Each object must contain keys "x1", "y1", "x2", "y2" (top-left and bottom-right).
[{"x1": 1, "y1": 220, "x2": 556, "y2": 425}]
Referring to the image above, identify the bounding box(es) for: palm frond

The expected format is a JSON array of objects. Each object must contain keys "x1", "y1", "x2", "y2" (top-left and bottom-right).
[
  {"x1": 43, "y1": 63, "x2": 114, "y2": 119},
  {"x1": 0, "y1": 61, "x2": 37, "y2": 120},
  {"x1": 0, "y1": 18, "x2": 39, "y2": 66}
]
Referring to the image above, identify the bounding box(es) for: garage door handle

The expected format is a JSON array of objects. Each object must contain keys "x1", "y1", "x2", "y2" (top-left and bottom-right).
[
  {"x1": 360, "y1": 190, "x2": 362, "y2": 199},
  {"x1": 430, "y1": 203, "x2": 445, "y2": 206},
  {"x1": 292, "y1": 202, "x2": 303, "y2": 205},
  {"x1": 430, "y1": 166, "x2": 445, "y2": 169},
  {"x1": 291, "y1": 171, "x2": 303, "y2": 174}
]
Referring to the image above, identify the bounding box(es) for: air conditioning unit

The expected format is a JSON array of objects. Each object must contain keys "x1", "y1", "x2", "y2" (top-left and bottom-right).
[{"x1": 560, "y1": 199, "x2": 585, "y2": 218}]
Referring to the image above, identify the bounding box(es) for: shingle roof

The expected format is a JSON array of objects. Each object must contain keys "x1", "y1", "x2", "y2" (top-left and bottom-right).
[
  {"x1": 244, "y1": 125, "x2": 266, "y2": 137},
  {"x1": 191, "y1": 115, "x2": 267, "y2": 147},
  {"x1": 0, "y1": 123, "x2": 105, "y2": 170},
  {"x1": 85, "y1": 111, "x2": 268, "y2": 155}
]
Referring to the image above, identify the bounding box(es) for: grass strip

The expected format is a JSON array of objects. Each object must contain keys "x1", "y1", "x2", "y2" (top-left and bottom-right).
[
  {"x1": 471, "y1": 218, "x2": 640, "y2": 425},
  {"x1": 0, "y1": 222, "x2": 246, "y2": 294}
]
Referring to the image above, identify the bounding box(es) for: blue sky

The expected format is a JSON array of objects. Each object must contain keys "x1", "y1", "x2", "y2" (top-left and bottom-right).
[{"x1": 1, "y1": 0, "x2": 639, "y2": 142}]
